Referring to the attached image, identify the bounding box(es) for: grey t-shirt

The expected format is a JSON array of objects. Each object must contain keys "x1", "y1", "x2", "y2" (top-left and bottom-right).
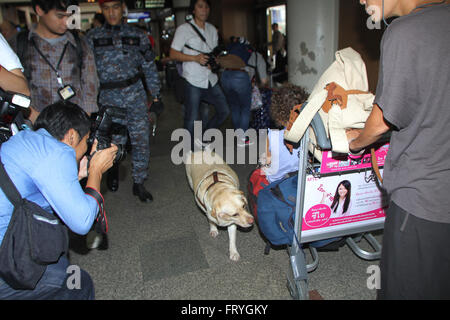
[
  {"x1": 246, "y1": 51, "x2": 268, "y2": 84},
  {"x1": 375, "y1": 4, "x2": 450, "y2": 223},
  {"x1": 43, "y1": 34, "x2": 67, "y2": 45}
]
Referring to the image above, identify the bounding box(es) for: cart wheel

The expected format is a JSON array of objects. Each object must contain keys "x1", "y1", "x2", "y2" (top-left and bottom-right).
[
  {"x1": 295, "y1": 279, "x2": 309, "y2": 300},
  {"x1": 286, "y1": 270, "x2": 308, "y2": 300}
]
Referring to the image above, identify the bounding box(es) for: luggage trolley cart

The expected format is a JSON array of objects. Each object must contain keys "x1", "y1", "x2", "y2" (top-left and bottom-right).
[{"x1": 286, "y1": 114, "x2": 388, "y2": 300}]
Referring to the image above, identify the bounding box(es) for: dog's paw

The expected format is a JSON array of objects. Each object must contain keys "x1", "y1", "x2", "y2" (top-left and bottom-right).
[
  {"x1": 209, "y1": 230, "x2": 219, "y2": 238},
  {"x1": 209, "y1": 223, "x2": 219, "y2": 238},
  {"x1": 229, "y1": 250, "x2": 240, "y2": 262}
]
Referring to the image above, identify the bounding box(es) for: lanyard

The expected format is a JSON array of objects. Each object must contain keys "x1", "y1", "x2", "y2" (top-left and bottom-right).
[
  {"x1": 188, "y1": 22, "x2": 214, "y2": 52},
  {"x1": 31, "y1": 37, "x2": 69, "y2": 88}
]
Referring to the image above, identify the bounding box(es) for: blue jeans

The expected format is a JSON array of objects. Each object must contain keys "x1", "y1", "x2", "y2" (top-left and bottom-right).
[
  {"x1": 221, "y1": 70, "x2": 252, "y2": 132},
  {"x1": 184, "y1": 81, "x2": 230, "y2": 149},
  {"x1": 0, "y1": 256, "x2": 95, "y2": 300},
  {"x1": 181, "y1": 102, "x2": 211, "y2": 126}
]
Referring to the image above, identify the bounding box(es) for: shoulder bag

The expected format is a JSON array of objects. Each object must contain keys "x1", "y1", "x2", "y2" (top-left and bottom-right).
[{"x1": 0, "y1": 156, "x2": 68, "y2": 290}]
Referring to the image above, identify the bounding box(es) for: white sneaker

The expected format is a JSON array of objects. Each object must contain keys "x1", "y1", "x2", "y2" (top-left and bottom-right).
[{"x1": 237, "y1": 137, "x2": 254, "y2": 147}]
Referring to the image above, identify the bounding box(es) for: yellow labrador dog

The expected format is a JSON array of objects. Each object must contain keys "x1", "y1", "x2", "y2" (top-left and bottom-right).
[{"x1": 185, "y1": 151, "x2": 254, "y2": 261}]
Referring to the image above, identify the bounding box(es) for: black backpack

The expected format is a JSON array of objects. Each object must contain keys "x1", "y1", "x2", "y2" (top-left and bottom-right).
[{"x1": 16, "y1": 29, "x2": 84, "y2": 81}]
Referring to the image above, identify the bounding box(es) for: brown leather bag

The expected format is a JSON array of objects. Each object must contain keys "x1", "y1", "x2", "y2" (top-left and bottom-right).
[
  {"x1": 371, "y1": 148, "x2": 383, "y2": 184},
  {"x1": 217, "y1": 54, "x2": 246, "y2": 69},
  {"x1": 322, "y1": 82, "x2": 369, "y2": 113}
]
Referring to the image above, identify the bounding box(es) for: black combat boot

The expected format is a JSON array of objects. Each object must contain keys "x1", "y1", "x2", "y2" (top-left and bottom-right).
[
  {"x1": 107, "y1": 163, "x2": 119, "y2": 192},
  {"x1": 132, "y1": 183, "x2": 153, "y2": 203}
]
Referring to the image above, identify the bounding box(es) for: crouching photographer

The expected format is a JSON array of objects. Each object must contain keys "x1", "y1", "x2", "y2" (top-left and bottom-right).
[{"x1": 0, "y1": 101, "x2": 117, "y2": 300}]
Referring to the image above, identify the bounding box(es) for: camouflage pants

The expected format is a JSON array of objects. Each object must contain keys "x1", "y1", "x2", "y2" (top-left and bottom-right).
[{"x1": 99, "y1": 81, "x2": 150, "y2": 184}]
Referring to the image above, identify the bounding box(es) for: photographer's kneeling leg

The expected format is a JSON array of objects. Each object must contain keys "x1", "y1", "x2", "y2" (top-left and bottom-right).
[{"x1": 0, "y1": 256, "x2": 94, "y2": 300}]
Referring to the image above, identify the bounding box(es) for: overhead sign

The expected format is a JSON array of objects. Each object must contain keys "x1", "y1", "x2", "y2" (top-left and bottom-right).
[
  {"x1": 127, "y1": 12, "x2": 150, "y2": 19},
  {"x1": 133, "y1": 0, "x2": 168, "y2": 8}
]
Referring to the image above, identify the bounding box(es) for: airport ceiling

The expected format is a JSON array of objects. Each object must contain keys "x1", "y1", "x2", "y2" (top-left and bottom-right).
[
  {"x1": 0, "y1": 0, "x2": 280, "y2": 9},
  {"x1": 0, "y1": 0, "x2": 262, "y2": 5},
  {"x1": 0, "y1": 0, "x2": 31, "y2": 3}
]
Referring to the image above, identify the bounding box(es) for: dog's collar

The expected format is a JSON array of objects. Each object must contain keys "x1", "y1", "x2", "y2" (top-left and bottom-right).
[{"x1": 196, "y1": 171, "x2": 226, "y2": 213}]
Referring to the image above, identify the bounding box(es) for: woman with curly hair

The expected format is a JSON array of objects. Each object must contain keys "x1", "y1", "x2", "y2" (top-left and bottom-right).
[{"x1": 261, "y1": 83, "x2": 309, "y2": 183}]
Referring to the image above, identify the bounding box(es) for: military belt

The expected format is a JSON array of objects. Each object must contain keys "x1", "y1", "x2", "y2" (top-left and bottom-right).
[{"x1": 100, "y1": 73, "x2": 143, "y2": 90}]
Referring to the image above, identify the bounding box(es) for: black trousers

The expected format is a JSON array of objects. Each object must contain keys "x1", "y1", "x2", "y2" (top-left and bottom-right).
[{"x1": 378, "y1": 201, "x2": 450, "y2": 300}]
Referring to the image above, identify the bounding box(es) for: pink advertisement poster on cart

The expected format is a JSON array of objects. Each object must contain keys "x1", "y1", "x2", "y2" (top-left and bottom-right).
[{"x1": 301, "y1": 170, "x2": 388, "y2": 237}]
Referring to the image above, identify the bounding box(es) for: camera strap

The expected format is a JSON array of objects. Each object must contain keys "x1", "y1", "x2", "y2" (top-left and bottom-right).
[
  {"x1": 84, "y1": 187, "x2": 104, "y2": 216},
  {"x1": 84, "y1": 186, "x2": 108, "y2": 234},
  {"x1": 188, "y1": 22, "x2": 213, "y2": 52},
  {"x1": 85, "y1": 151, "x2": 96, "y2": 177},
  {"x1": 0, "y1": 155, "x2": 23, "y2": 208},
  {"x1": 184, "y1": 44, "x2": 207, "y2": 55}
]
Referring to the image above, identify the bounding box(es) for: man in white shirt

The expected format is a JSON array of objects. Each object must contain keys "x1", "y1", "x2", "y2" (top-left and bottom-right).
[
  {"x1": 170, "y1": 0, "x2": 229, "y2": 150},
  {"x1": 0, "y1": 33, "x2": 38, "y2": 121},
  {"x1": 0, "y1": 34, "x2": 30, "y2": 97}
]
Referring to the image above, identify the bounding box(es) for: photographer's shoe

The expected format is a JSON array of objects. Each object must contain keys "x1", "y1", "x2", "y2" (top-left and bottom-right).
[
  {"x1": 97, "y1": 234, "x2": 109, "y2": 251},
  {"x1": 107, "y1": 164, "x2": 119, "y2": 192},
  {"x1": 86, "y1": 231, "x2": 108, "y2": 250},
  {"x1": 133, "y1": 183, "x2": 153, "y2": 203}
]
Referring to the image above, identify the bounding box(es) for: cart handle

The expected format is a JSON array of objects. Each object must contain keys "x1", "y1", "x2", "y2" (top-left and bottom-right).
[{"x1": 310, "y1": 113, "x2": 332, "y2": 150}]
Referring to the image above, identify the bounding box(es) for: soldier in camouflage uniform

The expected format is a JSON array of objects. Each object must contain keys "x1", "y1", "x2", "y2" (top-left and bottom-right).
[{"x1": 87, "y1": 0, "x2": 162, "y2": 203}]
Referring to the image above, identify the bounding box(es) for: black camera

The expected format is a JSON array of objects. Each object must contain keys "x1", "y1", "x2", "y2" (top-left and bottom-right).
[
  {"x1": 0, "y1": 87, "x2": 31, "y2": 144},
  {"x1": 205, "y1": 53, "x2": 221, "y2": 74},
  {"x1": 88, "y1": 105, "x2": 127, "y2": 163},
  {"x1": 204, "y1": 46, "x2": 228, "y2": 74}
]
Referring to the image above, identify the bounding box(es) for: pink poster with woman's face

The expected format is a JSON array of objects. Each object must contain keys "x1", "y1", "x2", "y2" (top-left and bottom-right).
[{"x1": 301, "y1": 170, "x2": 387, "y2": 236}]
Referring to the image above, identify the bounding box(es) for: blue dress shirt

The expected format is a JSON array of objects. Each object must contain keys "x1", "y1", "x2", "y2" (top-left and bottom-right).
[{"x1": 0, "y1": 129, "x2": 99, "y2": 245}]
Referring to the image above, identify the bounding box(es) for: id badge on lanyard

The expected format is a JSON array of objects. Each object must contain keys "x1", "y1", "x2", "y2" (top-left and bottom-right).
[
  {"x1": 56, "y1": 74, "x2": 76, "y2": 101},
  {"x1": 32, "y1": 39, "x2": 76, "y2": 101}
]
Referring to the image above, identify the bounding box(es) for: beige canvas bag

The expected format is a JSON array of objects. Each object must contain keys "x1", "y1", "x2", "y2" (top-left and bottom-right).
[{"x1": 284, "y1": 47, "x2": 375, "y2": 154}]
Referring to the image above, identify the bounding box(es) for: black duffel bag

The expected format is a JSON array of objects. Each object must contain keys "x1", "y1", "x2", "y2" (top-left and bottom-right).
[{"x1": 0, "y1": 157, "x2": 68, "y2": 290}]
